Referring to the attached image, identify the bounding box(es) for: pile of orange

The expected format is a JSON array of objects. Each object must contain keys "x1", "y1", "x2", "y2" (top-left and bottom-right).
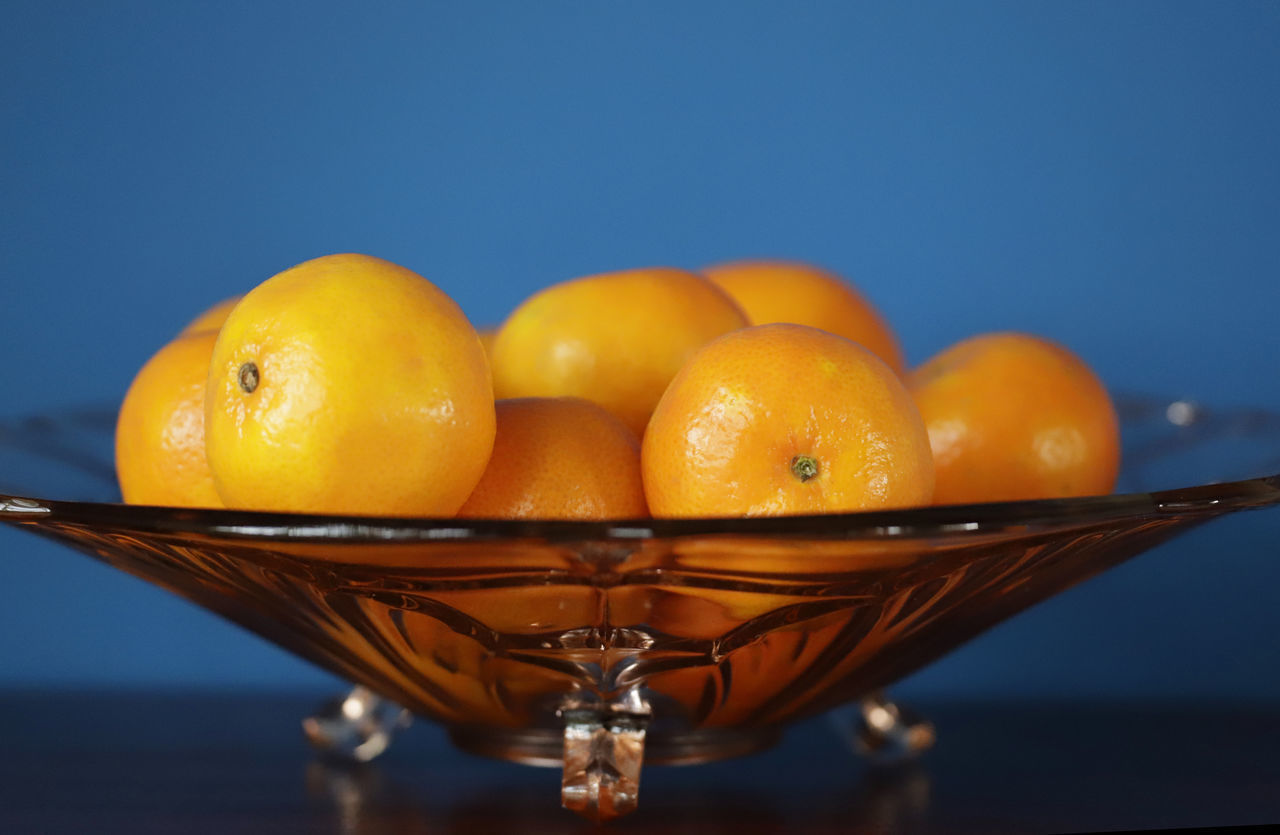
[{"x1": 115, "y1": 254, "x2": 1120, "y2": 518}]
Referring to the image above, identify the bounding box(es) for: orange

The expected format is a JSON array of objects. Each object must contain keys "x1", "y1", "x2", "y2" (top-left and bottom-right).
[
  {"x1": 907, "y1": 331, "x2": 1120, "y2": 504},
  {"x1": 115, "y1": 330, "x2": 223, "y2": 508},
  {"x1": 489, "y1": 267, "x2": 748, "y2": 436},
  {"x1": 642, "y1": 323, "x2": 934, "y2": 517},
  {"x1": 702, "y1": 259, "x2": 906, "y2": 374},
  {"x1": 181, "y1": 295, "x2": 243, "y2": 335},
  {"x1": 457, "y1": 397, "x2": 648, "y2": 519},
  {"x1": 476, "y1": 326, "x2": 497, "y2": 359},
  {"x1": 204, "y1": 253, "x2": 495, "y2": 516}
]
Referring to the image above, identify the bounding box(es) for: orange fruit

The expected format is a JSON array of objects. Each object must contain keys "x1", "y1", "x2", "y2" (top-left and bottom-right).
[
  {"x1": 115, "y1": 330, "x2": 223, "y2": 508},
  {"x1": 457, "y1": 397, "x2": 648, "y2": 519},
  {"x1": 490, "y1": 267, "x2": 748, "y2": 436},
  {"x1": 181, "y1": 295, "x2": 243, "y2": 335},
  {"x1": 642, "y1": 323, "x2": 934, "y2": 517},
  {"x1": 476, "y1": 326, "x2": 498, "y2": 359},
  {"x1": 907, "y1": 331, "x2": 1120, "y2": 504},
  {"x1": 702, "y1": 259, "x2": 906, "y2": 374},
  {"x1": 205, "y1": 253, "x2": 495, "y2": 516}
]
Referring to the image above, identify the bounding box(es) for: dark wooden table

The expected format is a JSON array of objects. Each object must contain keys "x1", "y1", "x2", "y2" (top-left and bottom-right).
[{"x1": 1, "y1": 690, "x2": 1277, "y2": 833}]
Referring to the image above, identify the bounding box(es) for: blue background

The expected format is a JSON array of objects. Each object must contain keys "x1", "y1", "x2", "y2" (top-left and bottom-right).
[{"x1": 1, "y1": 1, "x2": 1278, "y2": 703}]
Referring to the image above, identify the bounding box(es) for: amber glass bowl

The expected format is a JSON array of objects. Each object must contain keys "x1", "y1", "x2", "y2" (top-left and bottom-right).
[{"x1": 2, "y1": 395, "x2": 1279, "y2": 820}]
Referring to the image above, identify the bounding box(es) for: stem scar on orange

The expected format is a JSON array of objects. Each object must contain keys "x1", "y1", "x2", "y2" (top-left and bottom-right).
[
  {"x1": 204, "y1": 253, "x2": 495, "y2": 516},
  {"x1": 641, "y1": 323, "x2": 934, "y2": 517},
  {"x1": 702, "y1": 259, "x2": 906, "y2": 375},
  {"x1": 907, "y1": 331, "x2": 1120, "y2": 504},
  {"x1": 457, "y1": 397, "x2": 649, "y2": 520},
  {"x1": 489, "y1": 267, "x2": 748, "y2": 437}
]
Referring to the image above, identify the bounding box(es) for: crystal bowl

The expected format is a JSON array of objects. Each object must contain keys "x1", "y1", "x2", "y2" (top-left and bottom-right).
[{"x1": 2, "y1": 394, "x2": 1279, "y2": 821}]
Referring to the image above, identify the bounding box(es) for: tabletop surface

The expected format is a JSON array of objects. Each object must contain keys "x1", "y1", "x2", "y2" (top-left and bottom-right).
[{"x1": 1, "y1": 690, "x2": 1277, "y2": 834}]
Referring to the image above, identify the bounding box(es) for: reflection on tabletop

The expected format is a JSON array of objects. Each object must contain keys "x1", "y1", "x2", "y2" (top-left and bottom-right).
[
  {"x1": 303, "y1": 748, "x2": 933, "y2": 835},
  {"x1": 3, "y1": 693, "x2": 1279, "y2": 833}
]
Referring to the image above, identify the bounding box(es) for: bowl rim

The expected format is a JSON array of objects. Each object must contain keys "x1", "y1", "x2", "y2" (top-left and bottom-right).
[{"x1": 4, "y1": 473, "x2": 1278, "y2": 545}]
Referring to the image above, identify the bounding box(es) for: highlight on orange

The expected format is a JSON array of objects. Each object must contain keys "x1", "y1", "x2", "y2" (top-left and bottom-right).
[
  {"x1": 907, "y1": 331, "x2": 1120, "y2": 504},
  {"x1": 642, "y1": 323, "x2": 934, "y2": 517}
]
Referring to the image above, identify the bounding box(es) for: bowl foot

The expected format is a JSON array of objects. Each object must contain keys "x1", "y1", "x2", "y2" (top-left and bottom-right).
[
  {"x1": 302, "y1": 685, "x2": 412, "y2": 763},
  {"x1": 450, "y1": 696, "x2": 781, "y2": 823},
  {"x1": 832, "y1": 690, "x2": 936, "y2": 765}
]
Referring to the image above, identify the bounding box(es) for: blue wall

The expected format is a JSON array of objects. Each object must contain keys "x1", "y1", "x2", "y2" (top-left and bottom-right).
[{"x1": 2, "y1": 1, "x2": 1278, "y2": 702}]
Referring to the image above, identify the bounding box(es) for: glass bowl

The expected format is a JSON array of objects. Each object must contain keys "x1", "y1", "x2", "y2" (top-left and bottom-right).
[{"x1": 2, "y1": 394, "x2": 1279, "y2": 821}]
